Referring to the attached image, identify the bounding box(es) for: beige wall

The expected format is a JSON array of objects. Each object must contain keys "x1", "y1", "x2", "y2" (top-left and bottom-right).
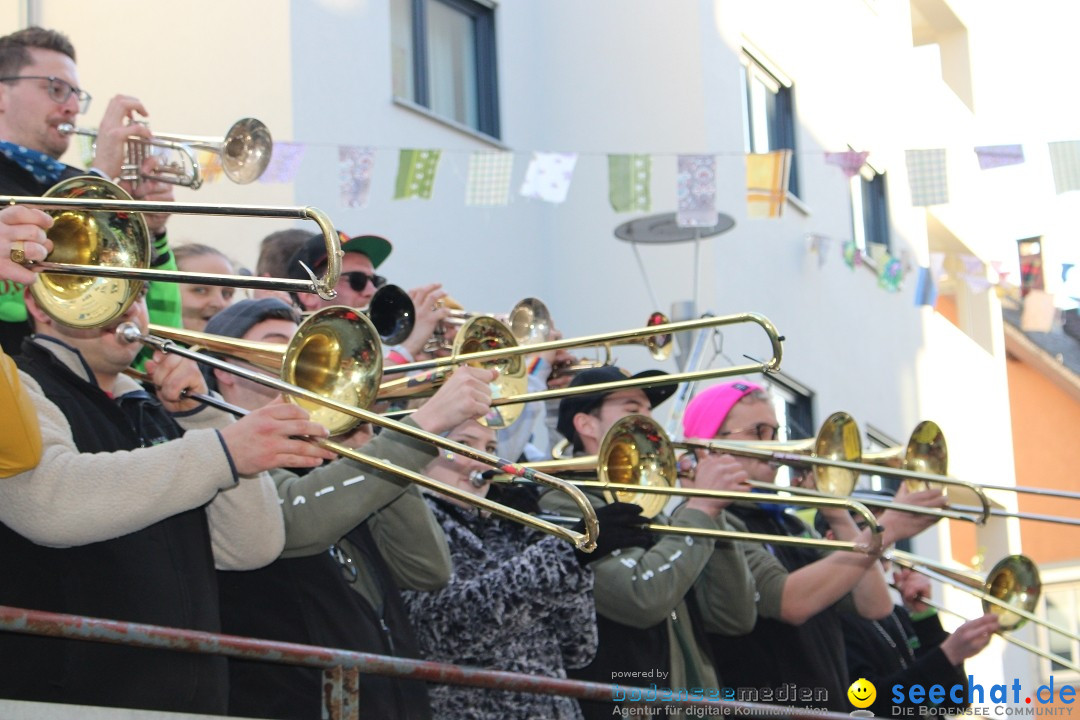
[{"x1": 35, "y1": 0, "x2": 297, "y2": 267}]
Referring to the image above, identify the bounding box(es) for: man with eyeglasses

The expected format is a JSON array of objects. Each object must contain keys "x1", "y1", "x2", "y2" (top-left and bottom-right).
[
  {"x1": 541, "y1": 366, "x2": 757, "y2": 720},
  {"x1": 286, "y1": 231, "x2": 452, "y2": 365},
  {"x1": 682, "y1": 380, "x2": 948, "y2": 712},
  {"x1": 0, "y1": 26, "x2": 182, "y2": 355}
]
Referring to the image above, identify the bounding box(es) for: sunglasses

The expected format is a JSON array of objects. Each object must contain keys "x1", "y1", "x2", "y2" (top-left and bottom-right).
[{"x1": 342, "y1": 271, "x2": 386, "y2": 293}]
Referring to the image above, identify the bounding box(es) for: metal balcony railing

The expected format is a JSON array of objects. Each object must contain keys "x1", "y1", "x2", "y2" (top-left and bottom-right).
[{"x1": 0, "y1": 604, "x2": 857, "y2": 720}]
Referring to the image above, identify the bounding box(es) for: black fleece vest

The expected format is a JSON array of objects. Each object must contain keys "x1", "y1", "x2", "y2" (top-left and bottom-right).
[
  {"x1": 219, "y1": 520, "x2": 433, "y2": 720},
  {"x1": 707, "y1": 505, "x2": 849, "y2": 712},
  {"x1": 3, "y1": 340, "x2": 227, "y2": 714},
  {"x1": 568, "y1": 536, "x2": 714, "y2": 720}
]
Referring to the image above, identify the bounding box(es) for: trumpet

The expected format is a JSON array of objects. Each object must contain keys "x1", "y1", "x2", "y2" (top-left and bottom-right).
[
  {"x1": 493, "y1": 414, "x2": 885, "y2": 555},
  {"x1": 58, "y1": 117, "x2": 272, "y2": 189},
  {"x1": 5, "y1": 176, "x2": 341, "y2": 327},
  {"x1": 114, "y1": 308, "x2": 599, "y2": 552},
  {"x1": 886, "y1": 550, "x2": 1080, "y2": 672}
]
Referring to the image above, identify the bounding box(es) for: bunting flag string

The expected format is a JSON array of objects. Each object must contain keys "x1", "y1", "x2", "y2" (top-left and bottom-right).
[
  {"x1": 259, "y1": 142, "x2": 307, "y2": 184},
  {"x1": 339, "y1": 146, "x2": 376, "y2": 208},
  {"x1": 676, "y1": 154, "x2": 718, "y2": 227},
  {"x1": 394, "y1": 149, "x2": 441, "y2": 199},
  {"x1": 824, "y1": 150, "x2": 869, "y2": 178},
  {"x1": 905, "y1": 148, "x2": 949, "y2": 207},
  {"x1": 608, "y1": 154, "x2": 652, "y2": 213},
  {"x1": 1048, "y1": 141, "x2": 1080, "y2": 195},
  {"x1": 746, "y1": 150, "x2": 792, "y2": 219},
  {"x1": 974, "y1": 144, "x2": 1024, "y2": 170},
  {"x1": 466, "y1": 151, "x2": 514, "y2": 206},
  {"x1": 519, "y1": 152, "x2": 577, "y2": 204}
]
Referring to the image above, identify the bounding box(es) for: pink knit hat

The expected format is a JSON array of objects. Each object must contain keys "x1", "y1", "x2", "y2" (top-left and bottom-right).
[{"x1": 682, "y1": 380, "x2": 764, "y2": 439}]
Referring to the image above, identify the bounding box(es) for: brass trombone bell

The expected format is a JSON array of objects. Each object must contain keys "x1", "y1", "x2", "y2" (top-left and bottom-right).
[
  {"x1": 6, "y1": 176, "x2": 341, "y2": 327},
  {"x1": 866, "y1": 422, "x2": 1080, "y2": 526},
  {"x1": 59, "y1": 117, "x2": 273, "y2": 189},
  {"x1": 114, "y1": 317, "x2": 600, "y2": 552},
  {"x1": 145, "y1": 307, "x2": 378, "y2": 437},
  {"x1": 379, "y1": 316, "x2": 528, "y2": 429},
  {"x1": 686, "y1": 411, "x2": 993, "y2": 524},
  {"x1": 499, "y1": 415, "x2": 884, "y2": 554},
  {"x1": 886, "y1": 550, "x2": 1079, "y2": 645}
]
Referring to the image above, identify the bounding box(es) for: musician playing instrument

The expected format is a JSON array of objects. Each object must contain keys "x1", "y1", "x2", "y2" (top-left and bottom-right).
[
  {"x1": 540, "y1": 366, "x2": 756, "y2": 720},
  {"x1": 0, "y1": 286, "x2": 332, "y2": 713},
  {"x1": 285, "y1": 231, "x2": 451, "y2": 364},
  {"x1": 812, "y1": 500, "x2": 999, "y2": 716},
  {"x1": 0, "y1": 26, "x2": 182, "y2": 355},
  {"x1": 403, "y1": 418, "x2": 597, "y2": 720},
  {"x1": 0, "y1": 205, "x2": 51, "y2": 477},
  {"x1": 683, "y1": 380, "x2": 948, "y2": 712},
  {"x1": 206, "y1": 298, "x2": 497, "y2": 720}
]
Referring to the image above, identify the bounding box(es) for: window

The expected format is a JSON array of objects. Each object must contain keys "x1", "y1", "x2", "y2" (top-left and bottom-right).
[
  {"x1": 764, "y1": 376, "x2": 813, "y2": 488},
  {"x1": 1036, "y1": 579, "x2": 1080, "y2": 681},
  {"x1": 740, "y1": 50, "x2": 799, "y2": 198},
  {"x1": 391, "y1": 0, "x2": 499, "y2": 138},
  {"x1": 1017, "y1": 236, "x2": 1045, "y2": 298},
  {"x1": 852, "y1": 167, "x2": 891, "y2": 253}
]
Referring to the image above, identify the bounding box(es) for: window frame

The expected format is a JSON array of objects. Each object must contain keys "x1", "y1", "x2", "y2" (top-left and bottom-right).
[
  {"x1": 740, "y1": 48, "x2": 800, "y2": 199},
  {"x1": 395, "y1": 0, "x2": 500, "y2": 138},
  {"x1": 1035, "y1": 575, "x2": 1080, "y2": 682}
]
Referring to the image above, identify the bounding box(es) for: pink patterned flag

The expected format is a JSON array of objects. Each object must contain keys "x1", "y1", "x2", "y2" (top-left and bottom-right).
[
  {"x1": 259, "y1": 142, "x2": 307, "y2": 183},
  {"x1": 676, "y1": 155, "x2": 717, "y2": 227},
  {"x1": 824, "y1": 150, "x2": 869, "y2": 178},
  {"x1": 974, "y1": 145, "x2": 1024, "y2": 170},
  {"x1": 339, "y1": 146, "x2": 376, "y2": 208},
  {"x1": 519, "y1": 152, "x2": 578, "y2": 204},
  {"x1": 746, "y1": 151, "x2": 792, "y2": 219}
]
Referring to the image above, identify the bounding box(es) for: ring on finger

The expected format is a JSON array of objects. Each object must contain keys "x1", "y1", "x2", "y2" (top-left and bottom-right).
[{"x1": 9, "y1": 240, "x2": 26, "y2": 264}]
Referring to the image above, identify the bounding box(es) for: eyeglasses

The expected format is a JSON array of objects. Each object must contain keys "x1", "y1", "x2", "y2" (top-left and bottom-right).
[
  {"x1": 0, "y1": 75, "x2": 92, "y2": 113},
  {"x1": 342, "y1": 271, "x2": 386, "y2": 293},
  {"x1": 717, "y1": 423, "x2": 783, "y2": 442}
]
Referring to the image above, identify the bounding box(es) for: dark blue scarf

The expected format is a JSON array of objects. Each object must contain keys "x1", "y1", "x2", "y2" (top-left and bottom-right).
[{"x1": 0, "y1": 140, "x2": 67, "y2": 185}]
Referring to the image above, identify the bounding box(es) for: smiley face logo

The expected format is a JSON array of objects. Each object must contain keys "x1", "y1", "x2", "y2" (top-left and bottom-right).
[{"x1": 847, "y1": 678, "x2": 876, "y2": 709}]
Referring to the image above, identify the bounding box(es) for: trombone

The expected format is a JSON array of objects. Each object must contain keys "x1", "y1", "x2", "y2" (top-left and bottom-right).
[
  {"x1": 113, "y1": 307, "x2": 599, "y2": 552},
  {"x1": 493, "y1": 414, "x2": 885, "y2": 555},
  {"x1": 58, "y1": 117, "x2": 272, "y2": 189},
  {"x1": 379, "y1": 316, "x2": 527, "y2": 429},
  {"x1": 4, "y1": 176, "x2": 341, "y2": 327},
  {"x1": 380, "y1": 312, "x2": 784, "y2": 420},
  {"x1": 865, "y1": 423, "x2": 1080, "y2": 527},
  {"x1": 680, "y1": 412, "x2": 994, "y2": 525},
  {"x1": 886, "y1": 550, "x2": 1080, "y2": 672}
]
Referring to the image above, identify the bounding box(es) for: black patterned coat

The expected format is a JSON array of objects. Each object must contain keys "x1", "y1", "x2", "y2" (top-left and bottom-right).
[{"x1": 403, "y1": 497, "x2": 598, "y2": 720}]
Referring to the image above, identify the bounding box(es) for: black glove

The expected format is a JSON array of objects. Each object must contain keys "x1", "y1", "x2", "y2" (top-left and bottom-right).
[
  {"x1": 572, "y1": 502, "x2": 653, "y2": 566},
  {"x1": 486, "y1": 482, "x2": 542, "y2": 515}
]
